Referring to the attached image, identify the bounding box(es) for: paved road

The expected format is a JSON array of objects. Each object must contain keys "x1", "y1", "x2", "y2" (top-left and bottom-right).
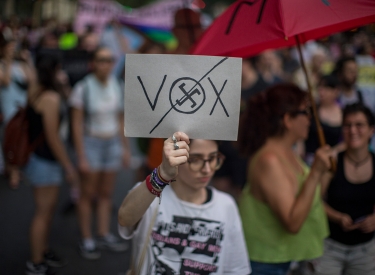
[{"x1": 0, "y1": 140, "x2": 143, "y2": 275}]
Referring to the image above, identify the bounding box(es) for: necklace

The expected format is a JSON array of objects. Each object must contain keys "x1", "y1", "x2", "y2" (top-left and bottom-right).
[{"x1": 345, "y1": 153, "x2": 371, "y2": 169}]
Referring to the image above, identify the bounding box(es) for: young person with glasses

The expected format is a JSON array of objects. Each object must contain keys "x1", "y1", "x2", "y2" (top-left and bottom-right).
[
  {"x1": 238, "y1": 83, "x2": 332, "y2": 275},
  {"x1": 313, "y1": 103, "x2": 375, "y2": 275},
  {"x1": 118, "y1": 132, "x2": 251, "y2": 275}
]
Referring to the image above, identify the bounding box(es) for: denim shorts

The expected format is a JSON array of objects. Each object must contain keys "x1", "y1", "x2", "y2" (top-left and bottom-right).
[
  {"x1": 24, "y1": 153, "x2": 63, "y2": 186},
  {"x1": 250, "y1": 260, "x2": 291, "y2": 275},
  {"x1": 312, "y1": 238, "x2": 375, "y2": 275},
  {"x1": 83, "y1": 135, "x2": 123, "y2": 171}
]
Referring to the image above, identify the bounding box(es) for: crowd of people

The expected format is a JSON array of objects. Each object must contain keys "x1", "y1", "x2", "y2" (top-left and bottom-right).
[{"x1": 1, "y1": 7, "x2": 375, "y2": 275}]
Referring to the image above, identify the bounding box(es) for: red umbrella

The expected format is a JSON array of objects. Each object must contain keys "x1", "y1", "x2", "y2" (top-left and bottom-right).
[
  {"x1": 191, "y1": 0, "x2": 375, "y2": 57},
  {"x1": 191, "y1": 0, "x2": 375, "y2": 170}
]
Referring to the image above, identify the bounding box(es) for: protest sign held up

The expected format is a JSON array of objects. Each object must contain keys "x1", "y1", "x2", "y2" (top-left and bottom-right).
[{"x1": 124, "y1": 54, "x2": 242, "y2": 140}]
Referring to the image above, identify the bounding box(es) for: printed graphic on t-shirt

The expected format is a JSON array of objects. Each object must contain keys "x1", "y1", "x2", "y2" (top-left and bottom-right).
[{"x1": 149, "y1": 215, "x2": 224, "y2": 275}]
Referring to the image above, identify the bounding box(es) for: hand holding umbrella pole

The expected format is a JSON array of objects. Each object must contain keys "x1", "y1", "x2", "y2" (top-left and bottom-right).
[{"x1": 295, "y1": 35, "x2": 336, "y2": 172}]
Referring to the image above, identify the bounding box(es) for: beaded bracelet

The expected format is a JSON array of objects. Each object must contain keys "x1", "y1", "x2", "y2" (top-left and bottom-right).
[
  {"x1": 146, "y1": 168, "x2": 175, "y2": 204},
  {"x1": 157, "y1": 166, "x2": 174, "y2": 184},
  {"x1": 146, "y1": 175, "x2": 161, "y2": 196}
]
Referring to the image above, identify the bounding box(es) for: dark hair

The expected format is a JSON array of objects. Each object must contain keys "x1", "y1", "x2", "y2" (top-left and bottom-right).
[
  {"x1": 89, "y1": 47, "x2": 110, "y2": 61},
  {"x1": 318, "y1": 75, "x2": 339, "y2": 89},
  {"x1": 238, "y1": 83, "x2": 308, "y2": 156},
  {"x1": 343, "y1": 103, "x2": 375, "y2": 127},
  {"x1": 35, "y1": 54, "x2": 61, "y2": 92},
  {"x1": 0, "y1": 32, "x2": 15, "y2": 58},
  {"x1": 138, "y1": 40, "x2": 166, "y2": 54},
  {"x1": 333, "y1": 56, "x2": 356, "y2": 76}
]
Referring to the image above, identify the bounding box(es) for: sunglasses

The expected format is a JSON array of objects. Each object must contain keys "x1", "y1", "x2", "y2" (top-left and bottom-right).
[
  {"x1": 290, "y1": 109, "x2": 311, "y2": 117},
  {"x1": 95, "y1": 57, "x2": 115, "y2": 63}
]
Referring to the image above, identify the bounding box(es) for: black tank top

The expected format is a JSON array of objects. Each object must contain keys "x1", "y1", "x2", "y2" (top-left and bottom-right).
[
  {"x1": 326, "y1": 152, "x2": 375, "y2": 245},
  {"x1": 305, "y1": 118, "x2": 341, "y2": 154},
  {"x1": 28, "y1": 93, "x2": 65, "y2": 161}
]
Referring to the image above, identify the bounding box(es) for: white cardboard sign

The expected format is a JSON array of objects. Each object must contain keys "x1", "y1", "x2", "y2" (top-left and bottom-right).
[{"x1": 124, "y1": 54, "x2": 242, "y2": 140}]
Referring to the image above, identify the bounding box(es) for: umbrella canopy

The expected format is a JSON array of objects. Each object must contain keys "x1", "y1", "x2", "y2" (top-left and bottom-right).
[{"x1": 191, "y1": 0, "x2": 375, "y2": 57}]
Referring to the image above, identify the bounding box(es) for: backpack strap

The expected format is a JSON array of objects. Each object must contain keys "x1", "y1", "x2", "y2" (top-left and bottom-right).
[
  {"x1": 82, "y1": 77, "x2": 90, "y2": 134},
  {"x1": 357, "y1": 90, "x2": 364, "y2": 104}
]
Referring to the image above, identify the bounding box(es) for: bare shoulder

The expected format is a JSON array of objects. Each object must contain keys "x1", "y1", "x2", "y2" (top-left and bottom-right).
[
  {"x1": 35, "y1": 91, "x2": 60, "y2": 113},
  {"x1": 39, "y1": 91, "x2": 60, "y2": 103},
  {"x1": 255, "y1": 150, "x2": 282, "y2": 171}
]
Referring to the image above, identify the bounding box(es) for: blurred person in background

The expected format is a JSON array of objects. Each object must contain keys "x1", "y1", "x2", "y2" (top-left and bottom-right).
[
  {"x1": 70, "y1": 47, "x2": 130, "y2": 259},
  {"x1": 334, "y1": 57, "x2": 363, "y2": 107},
  {"x1": 255, "y1": 50, "x2": 284, "y2": 85},
  {"x1": 0, "y1": 33, "x2": 34, "y2": 124},
  {"x1": 304, "y1": 75, "x2": 344, "y2": 166},
  {"x1": 293, "y1": 47, "x2": 329, "y2": 98},
  {"x1": 313, "y1": 103, "x2": 375, "y2": 275},
  {"x1": 238, "y1": 84, "x2": 331, "y2": 275},
  {"x1": 172, "y1": 8, "x2": 203, "y2": 55},
  {"x1": 240, "y1": 57, "x2": 269, "y2": 105},
  {"x1": 100, "y1": 20, "x2": 129, "y2": 78},
  {"x1": 80, "y1": 25, "x2": 99, "y2": 54},
  {"x1": 24, "y1": 54, "x2": 78, "y2": 275},
  {"x1": 0, "y1": 33, "x2": 35, "y2": 188}
]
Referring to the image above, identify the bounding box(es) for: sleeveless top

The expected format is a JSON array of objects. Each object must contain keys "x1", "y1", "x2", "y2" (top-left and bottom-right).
[
  {"x1": 326, "y1": 152, "x2": 375, "y2": 245},
  {"x1": 305, "y1": 118, "x2": 341, "y2": 154},
  {"x1": 238, "y1": 151, "x2": 329, "y2": 263},
  {"x1": 28, "y1": 92, "x2": 66, "y2": 161}
]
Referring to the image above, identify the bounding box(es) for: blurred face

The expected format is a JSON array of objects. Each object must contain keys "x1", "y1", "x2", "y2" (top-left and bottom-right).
[
  {"x1": 318, "y1": 85, "x2": 339, "y2": 105},
  {"x1": 93, "y1": 48, "x2": 114, "y2": 79},
  {"x1": 311, "y1": 54, "x2": 325, "y2": 71},
  {"x1": 285, "y1": 104, "x2": 311, "y2": 140},
  {"x1": 343, "y1": 112, "x2": 374, "y2": 150},
  {"x1": 177, "y1": 140, "x2": 223, "y2": 190},
  {"x1": 3, "y1": 41, "x2": 16, "y2": 58},
  {"x1": 341, "y1": 61, "x2": 358, "y2": 87}
]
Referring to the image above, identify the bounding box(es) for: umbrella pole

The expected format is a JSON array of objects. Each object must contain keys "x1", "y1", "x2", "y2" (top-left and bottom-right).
[{"x1": 295, "y1": 35, "x2": 336, "y2": 171}]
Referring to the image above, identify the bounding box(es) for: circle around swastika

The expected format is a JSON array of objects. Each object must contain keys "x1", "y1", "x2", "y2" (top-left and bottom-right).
[{"x1": 169, "y1": 77, "x2": 206, "y2": 114}]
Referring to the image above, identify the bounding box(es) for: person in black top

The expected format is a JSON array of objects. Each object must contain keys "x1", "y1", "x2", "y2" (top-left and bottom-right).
[
  {"x1": 314, "y1": 103, "x2": 375, "y2": 275},
  {"x1": 24, "y1": 54, "x2": 78, "y2": 275},
  {"x1": 304, "y1": 75, "x2": 344, "y2": 166}
]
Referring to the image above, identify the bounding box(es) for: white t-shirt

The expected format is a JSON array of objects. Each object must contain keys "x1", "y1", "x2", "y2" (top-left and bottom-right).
[
  {"x1": 69, "y1": 74, "x2": 123, "y2": 137},
  {"x1": 119, "y1": 185, "x2": 251, "y2": 275}
]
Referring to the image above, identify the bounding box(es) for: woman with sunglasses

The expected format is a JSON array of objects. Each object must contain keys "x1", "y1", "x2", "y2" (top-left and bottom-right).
[
  {"x1": 238, "y1": 84, "x2": 331, "y2": 275},
  {"x1": 313, "y1": 103, "x2": 375, "y2": 275},
  {"x1": 118, "y1": 132, "x2": 251, "y2": 275},
  {"x1": 70, "y1": 47, "x2": 130, "y2": 259}
]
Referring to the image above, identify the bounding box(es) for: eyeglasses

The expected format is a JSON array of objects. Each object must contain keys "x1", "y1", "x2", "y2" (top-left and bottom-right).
[
  {"x1": 187, "y1": 153, "x2": 225, "y2": 172},
  {"x1": 290, "y1": 108, "x2": 311, "y2": 117},
  {"x1": 343, "y1": 122, "x2": 369, "y2": 130}
]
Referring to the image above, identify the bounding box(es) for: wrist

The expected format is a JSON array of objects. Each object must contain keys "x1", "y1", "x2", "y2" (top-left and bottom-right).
[
  {"x1": 159, "y1": 165, "x2": 174, "y2": 182},
  {"x1": 309, "y1": 169, "x2": 323, "y2": 183}
]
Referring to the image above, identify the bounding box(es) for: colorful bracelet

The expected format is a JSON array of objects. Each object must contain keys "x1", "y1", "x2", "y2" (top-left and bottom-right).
[
  {"x1": 145, "y1": 174, "x2": 161, "y2": 197},
  {"x1": 157, "y1": 166, "x2": 174, "y2": 184},
  {"x1": 151, "y1": 168, "x2": 169, "y2": 188}
]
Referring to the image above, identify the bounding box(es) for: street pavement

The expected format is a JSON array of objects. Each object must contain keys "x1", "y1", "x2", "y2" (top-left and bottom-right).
[{"x1": 0, "y1": 139, "x2": 142, "y2": 275}]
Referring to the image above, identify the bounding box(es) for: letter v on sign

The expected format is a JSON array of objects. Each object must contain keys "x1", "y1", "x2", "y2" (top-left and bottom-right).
[{"x1": 137, "y1": 75, "x2": 167, "y2": 111}]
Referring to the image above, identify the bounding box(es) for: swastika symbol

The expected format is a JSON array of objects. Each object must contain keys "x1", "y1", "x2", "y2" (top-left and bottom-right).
[{"x1": 169, "y1": 77, "x2": 206, "y2": 114}]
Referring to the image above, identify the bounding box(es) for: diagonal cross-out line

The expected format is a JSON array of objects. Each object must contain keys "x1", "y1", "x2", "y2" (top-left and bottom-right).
[{"x1": 149, "y1": 57, "x2": 229, "y2": 134}]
